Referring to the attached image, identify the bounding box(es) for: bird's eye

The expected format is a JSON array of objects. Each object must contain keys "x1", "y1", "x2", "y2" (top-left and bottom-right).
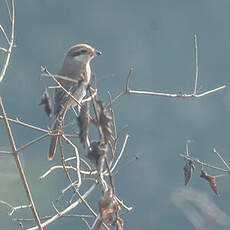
[
  {"x1": 71, "y1": 49, "x2": 87, "y2": 57},
  {"x1": 72, "y1": 51, "x2": 81, "y2": 57},
  {"x1": 81, "y1": 49, "x2": 87, "y2": 53}
]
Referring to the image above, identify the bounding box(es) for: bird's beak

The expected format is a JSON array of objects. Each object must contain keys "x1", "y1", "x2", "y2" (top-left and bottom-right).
[{"x1": 94, "y1": 49, "x2": 102, "y2": 56}]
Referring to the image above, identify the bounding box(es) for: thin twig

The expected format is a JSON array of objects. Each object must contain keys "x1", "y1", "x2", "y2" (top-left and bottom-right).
[
  {"x1": 0, "y1": 47, "x2": 8, "y2": 52},
  {"x1": 0, "y1": 200, "x2": 32, "y2": 216},
  {"x1": 81, "y1": 217, "x2": 91, "y2": 230},
  {"x1": 40, "y1": 165, "x2": 77, "y2": 180},
  {"x1": 58, "y1": 137, "x2": 110, "y2": 230},
  {"x1": 107, "y1": 68, "x2": 133, "y2": 107},
  {"x1": 115, "y1": 197, "x2": 132, "y2": 212},
  {"x1": 25, "y1": 183, "x2": 97, "y2": 230},
  {"x1": 212, "y1": 148, "x2": 230, "y2": 170},
  {"x1": 0, "y1": 25, "x2": 10, "y2": 44},
  {"x1": 82, "y1": 87, "x2": 97, "y2": 103},
  {"x1": 65, "y1": 156, "x2": 92, "y2": 171},
  {"x1": 110, "y1": 134, "x2": 129, "y2": 173},
  {"x1": 180, "y1": 153, "x2": 230, "y2": 174},
  {"x1": 0, "y1": 150, "x2": 11, "y2": 154},
  {"x1": 13, "y1": 214, "x2": 93, "y2": 222},
  {"x1": 0, "y1": 0, "x2": 15, "y2": 83},
  {"x1": 105, "y1": 157, "x2": 115, "y2": 194},
  {"x1": 108, "y1": 91, "x2": 117, "y2": 149},
  {"x1": 17, "y1": 134, "x2": 49, "y2": 153},
  {"x1": 40, "y1": 165, "x2": 96, "y2": 179},
  {"x1": 0, "y1": 98, "x2": 43, "y2": 230},
  {"x1": 42, "y1": 67, "x2": 82, "y2": 107},
  {"x1": 42, "y1": 67, "x2": 95, "y2": 122},
  {"x1": 4, "y1": 0, "x2": 12, "y2": 22},
  {"x1": 108, "y1": 50, "x2": 226, "y2": 107},
  {"x1": 127, "y1": 86, "x2": 226, "y2": 98},
  {"x1": 62, "y1": 135, "x2": 82, "y2": 189},
  {"x1": 193, "y1": 34, "x2": 199, "y2": 95},
  {"x1": 0, "y1": 116, "x2": 49, "y2": 133}
]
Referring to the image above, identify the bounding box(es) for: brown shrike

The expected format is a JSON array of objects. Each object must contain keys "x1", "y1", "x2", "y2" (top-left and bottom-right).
[{"x1": 48, "y1": 44, "x2": 101, "y2": 160}]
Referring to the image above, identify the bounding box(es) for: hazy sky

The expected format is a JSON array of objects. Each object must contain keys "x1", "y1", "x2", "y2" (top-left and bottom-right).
[{"x1": 1, "y1": 1, "x2": 230, "y2": 229}]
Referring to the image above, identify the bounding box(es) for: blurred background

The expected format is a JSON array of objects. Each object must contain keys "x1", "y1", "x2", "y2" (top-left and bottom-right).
[{"x1": 1, "y1": 0, "x2": 230, "y2": 229}]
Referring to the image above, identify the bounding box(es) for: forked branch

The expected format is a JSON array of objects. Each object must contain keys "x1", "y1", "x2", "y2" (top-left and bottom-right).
[
  {"x1": 0, "y1": 98, "x2": 43, "y2": 230},
  {"x1": 0, "y1": 0, "x2": 15, "y2": 83}
]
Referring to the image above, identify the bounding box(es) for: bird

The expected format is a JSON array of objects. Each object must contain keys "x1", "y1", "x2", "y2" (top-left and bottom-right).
[{"x1": 48, "y1": 43, "x2": 101, "y2": 160}]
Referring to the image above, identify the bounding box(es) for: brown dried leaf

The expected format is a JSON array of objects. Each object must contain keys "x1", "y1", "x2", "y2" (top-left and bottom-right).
[
  {"x1": 98, "y1": 188, "x2": 118, "y2": 219},
  {"x1": 77, "y1": 102, "x2": 89, "y2": 148},
  {"x1": 200, "y1": 170, "x2": 219, "y2": 195},
  {"x1": 39, "y1": 88, "x2": 52, "y2": 117},
  {"x1": 115, "y1": 218, "x2": 123, "y2": 230},
  {"x1": 87, "y1": 141, "x2": 108, "y2": 168},
  {"x1": 184, "y1": 160, "x2": 195, "y2": 185},
  {"x1": 96, "y1": 188, "x2": 121, "y2": 230},
  {"x1": 96, "y1": 100, "x2": 112, "y2": 144}
]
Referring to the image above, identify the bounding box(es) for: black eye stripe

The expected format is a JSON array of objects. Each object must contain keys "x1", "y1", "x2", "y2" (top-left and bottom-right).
[{"x1": 72, "y1": 49, "x2": 88, "y2": 57}]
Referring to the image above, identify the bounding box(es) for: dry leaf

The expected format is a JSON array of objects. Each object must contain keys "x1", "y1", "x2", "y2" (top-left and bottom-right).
[
  {"x1": 87, "y1": 141, "x2": 108, "y2": 167},
  {"x1": 200, "y1": 170, "x2": 219, "y2": 195},
  {"x1": 77, "y1": 102, "x2": 89, "y2": 148},
  {"x1": 39, "y1": 88, "x2": 52, "y2": 117},
  {"x1": 98, "y1": 188, "x2": 118, "y2": 219},
  {"x1": 96, "y1": 188, "x2": 118, "y2": 230},
  {"x1": 96, "y1": 100, "x2": 112, "y2": 144},
  {"x1": 115, "y1": 217, "x2": 123, "y2": 230},
  {"x1": 184, "y1": 160, "x2": 195, "y2": 185}
]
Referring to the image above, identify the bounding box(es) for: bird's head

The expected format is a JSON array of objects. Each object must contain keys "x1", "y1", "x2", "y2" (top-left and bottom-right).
[{"x1": 66, "y1": 44, "x2": 102, "y2": 64}]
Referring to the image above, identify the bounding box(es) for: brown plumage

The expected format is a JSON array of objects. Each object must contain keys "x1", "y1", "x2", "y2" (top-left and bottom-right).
[{"x1": 48, "y1": 44, "x2": 101, "y2": 160}]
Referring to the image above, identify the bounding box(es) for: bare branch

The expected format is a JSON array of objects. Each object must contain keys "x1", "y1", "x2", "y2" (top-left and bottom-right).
[
  {"x1": 0, "y1": 25, "x2": 10, "y2": 44},
  {"x1": 193, "y1": 34, "x2": 199, "y2": 95},
  {"x1": 25, "y1": 183, "x2": 97, "y2": 230},
  {"x1": 212, "y1": 148, "x2": 230, "y2": 170},
  {"x1": 110, "y1": 134, "x2": 129, "y2": 173},
  {"x1": 127, "y1": 85, "x2": 226, "y2": 98},
  {"x1": 0, "y1": 115, "x2": 49, "y2": 133},
  {"x1": 4, "y1": 0, "x2": 12, "y2": 22},
  {"x1": 41, "y1": 67, "x2": 82, "y2": 108},
  {"x1": 108, "y1": 35, "x2": 226, "y2": 107},
  {"x1": 115, "y1": 197, "x2": 132, "y2": 212},
  {"x1": 0, "y1": 98, "x2": 43, "y2": 230},
  {"x1": 58, "y1": 137, "x2": 110, "y2": 229},
  {"x1": 180, "y1": 153, "x2": 230, "y2": 174},
  {"x1": 0, "y1": 47, "x2": 8, "y2": 52},
  {"x1": 108, "y1": 91, "x2": 117, "y2": 146},
  {"x1": 62, "y1": 135, "x2": 82, "y2": 189},
  {"x1": 40, "y1": 165, "x2": 78, "y2": 180},
  {"x1": 17, "y1": 133, "x2": 49, "y2": 152},
  {"x1": 0, "y1": 0, "x2": 15, "y2": 83},
  {"x1": 0, "y1": 200, "x2": 31, "y2": 216}
]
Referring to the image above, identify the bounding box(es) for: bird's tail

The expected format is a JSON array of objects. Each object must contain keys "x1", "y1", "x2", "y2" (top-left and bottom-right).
[{"x1": 48, "y1": 119, "x2": 59, "y2": 160}]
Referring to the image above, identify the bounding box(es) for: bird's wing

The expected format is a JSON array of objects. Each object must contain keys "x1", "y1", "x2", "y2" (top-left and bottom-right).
[{"x1": 54, "y1": 77, "x2": 77, "y2": 116}]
